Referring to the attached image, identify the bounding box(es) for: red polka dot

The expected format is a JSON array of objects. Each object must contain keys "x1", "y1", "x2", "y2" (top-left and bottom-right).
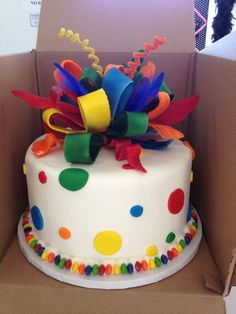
[
  {"x1": 168, "y1": 188, "x2": 184, "y2": 214},
  {"x1": 38, "y1": 171, "x2": 47, "y2": 184}
]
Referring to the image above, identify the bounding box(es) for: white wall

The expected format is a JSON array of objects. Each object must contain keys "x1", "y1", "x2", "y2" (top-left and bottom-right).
[{"x1": 0, "y1": 0, "x2": 41, "y2": 55}]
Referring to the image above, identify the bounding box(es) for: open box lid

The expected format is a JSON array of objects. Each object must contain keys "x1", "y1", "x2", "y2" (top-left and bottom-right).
[
  {"x1": 189, "y1": 31, "x2": 236, "y2": 296},
  {"x1": 37, "y1": 0, "x2": 195, "y2": 53}
]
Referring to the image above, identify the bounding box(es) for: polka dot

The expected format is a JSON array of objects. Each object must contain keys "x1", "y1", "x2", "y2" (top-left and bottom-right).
[
  {"x1": 31, "y1": 206, "x2": 44, "y2": 230},
  {"x1": 146, "y1": 245, "x2": 158, "y2": 257},
  {"x1": 59, "y1": 168, "x2": 89, "y2": 191},
  {"x1": 94, "y1": 231, "x2": 122, "y2": 255},
  {"x1": 38, "y1": 171, "x2": 47, "y2": 184},
  {"x1": 168, "y1": 188, "x2": 185, "y2": 214},
  {"x1": 166, "y1": 232, "x2": 176, "y2": 243},
  {"x1": 130, "y1": 205, "x2": 143, "y2": 217},
  {"x1": 59, "y1": 227, "x2": 71, "y2": 239}
]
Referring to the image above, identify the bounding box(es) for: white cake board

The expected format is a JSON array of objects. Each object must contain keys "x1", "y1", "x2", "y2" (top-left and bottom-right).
[{"x1": 18, "y1": 215, "x2": 202, "y2": 290}]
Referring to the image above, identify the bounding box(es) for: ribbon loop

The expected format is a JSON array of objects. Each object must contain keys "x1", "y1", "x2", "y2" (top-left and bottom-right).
[
  {"x1": 106, "y1": 112, "x2": 148, "y2": 138},
  {"x1": 78, "y1": 89, "x2": 111, "y2": 132},
  {"x1": 80, "y1": 67, "x2": 102, "y2": 92},
  {"x1": 64, "y1": 133, "x2": 104, "y2": 164},
  {"x1": 102, "y1": 68, "x2": 134, "y2": 117},
  {"x1": 42, "y1": 109, "x2": 85, "y2": 134}
]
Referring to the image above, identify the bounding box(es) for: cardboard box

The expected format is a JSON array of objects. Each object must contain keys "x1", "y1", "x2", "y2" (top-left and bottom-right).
[{"x1": 0, "y1": 0, "x2": 235, "y2": 313}]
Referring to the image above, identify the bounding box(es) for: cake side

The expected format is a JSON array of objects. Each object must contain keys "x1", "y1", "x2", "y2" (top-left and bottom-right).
[{"x1": 24, "y1": 137, "x2": 195, "y2": 270}]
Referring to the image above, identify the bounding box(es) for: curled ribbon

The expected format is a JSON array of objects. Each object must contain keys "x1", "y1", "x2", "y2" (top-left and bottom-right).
[{"x1": 58, "y1": 27, "x2": 103, "y2": 76}]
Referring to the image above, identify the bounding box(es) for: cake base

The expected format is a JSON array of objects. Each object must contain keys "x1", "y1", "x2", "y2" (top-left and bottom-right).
[{"x1": 18, "y1": 211, "x2": 202, "y2": 290}]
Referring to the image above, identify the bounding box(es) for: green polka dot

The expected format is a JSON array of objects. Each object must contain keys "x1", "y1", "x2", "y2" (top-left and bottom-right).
[
  {"x1": 59, "y1": 168, "x2": 89, "y2": 191},
  {"x1": 166, "y1": 232, "x2": 176, "y2": 243}
]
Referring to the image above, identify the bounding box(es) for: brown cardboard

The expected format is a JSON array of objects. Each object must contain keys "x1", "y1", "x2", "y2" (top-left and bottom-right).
[
  {"x1": 36, "y1": 51, "x2": 195, "y2": 99},
  {"x1": 188, "y1": 32, "x2": 236, "y2": 295},
  {"x1": 0, "y1": 53, "x2": 42, "y2": 259},
  {"x1": 37, "y1": 0, "x2": 195, "y2": 53},
  {"x1": 0, "y1": 237, "x2": 225, "y2": 314}
]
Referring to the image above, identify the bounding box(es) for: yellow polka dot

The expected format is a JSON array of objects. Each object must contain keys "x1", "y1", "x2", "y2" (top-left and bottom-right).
[
  {"x1": 146, "y1": 245, "x2": 158, "y2": 257},
  {"x1": 59, "y1": 227, "x2": 71, "y2": 239},
  {"x1": 149, "y1": 259, "x2": 155, "y2": 269},
  {"x1": 113, "y1": 264, "x2": 120, "y2": 275},
  {"x1": 190, "y1": 171, "x2": 193, "y2": 182},
  {"x1": 94, "y1": 231, "x2": 122, "y2": 255},
  {"x1": 23, "y1": 163, "x2": 27, "y2": 175}
]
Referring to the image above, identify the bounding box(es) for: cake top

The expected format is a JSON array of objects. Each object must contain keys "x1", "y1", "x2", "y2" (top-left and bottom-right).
[{"x1": 13, "y1": 28, "x2": 199, "y2": 172}]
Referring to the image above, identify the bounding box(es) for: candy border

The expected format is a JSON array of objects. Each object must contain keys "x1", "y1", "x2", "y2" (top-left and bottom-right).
[{"x1": 21, "y1": 208, "x2": 198, "y2": 277}]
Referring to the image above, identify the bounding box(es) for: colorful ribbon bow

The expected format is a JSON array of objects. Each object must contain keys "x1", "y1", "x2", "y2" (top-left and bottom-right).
[{"x1": 13, "y1": 35, "x2": 199, "y2": 172}]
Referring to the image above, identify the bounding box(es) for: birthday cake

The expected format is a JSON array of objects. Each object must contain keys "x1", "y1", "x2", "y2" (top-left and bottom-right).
[{"x1": 14, "y1": 28, "x2": 201, "y2": 287}]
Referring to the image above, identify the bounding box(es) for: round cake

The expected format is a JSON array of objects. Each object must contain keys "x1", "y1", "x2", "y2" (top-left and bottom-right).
[
  {"x1": 21, "y1": 137, "x2": 199, "y2": 278},
  {"x1": 15, "y1": 31, "x2": 201, "y2": 287}
]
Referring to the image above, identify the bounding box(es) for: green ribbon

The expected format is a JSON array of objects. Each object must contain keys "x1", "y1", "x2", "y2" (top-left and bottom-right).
[
  {"x1": 160, "y1": 81, "x2": 174, "y2": 100},
  {"x1": 64, "y1": 133, "x2": 104, "y2": 164},
  {"x1": 106, "y1": 112, "x2": 148, "y2": 138},
  {"x1": 80, "y1": 67, "x2": 102, "y2": 92}
]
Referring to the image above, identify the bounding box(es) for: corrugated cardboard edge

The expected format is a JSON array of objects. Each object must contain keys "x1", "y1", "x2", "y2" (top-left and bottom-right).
[
  {"x1": 204, "y1": 272, "x2": 224, "y2": 295},
  {"x1": 0, "y1": 52, "x2": 42, "y2": 259},
  {"x1": 32, "y1": 49, "x2": 41, "y2": 96},
  {"x1": 223, "y1": 249, "x2": 236, "y2": 297},
  {"x1": 188, "y1": 33, "x2": 236, "y2": 297}
]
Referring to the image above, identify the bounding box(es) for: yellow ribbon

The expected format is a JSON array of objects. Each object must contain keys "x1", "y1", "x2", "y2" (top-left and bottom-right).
[
  {"x1": 42, "y1": 89, "x2": 111, "y2": 134},
  {"x1": 42, "y1": 109, "x2": 85, "y2": 134},
  {"x1": 78, "y1": 89, "x2": 111, "y2": 132}
]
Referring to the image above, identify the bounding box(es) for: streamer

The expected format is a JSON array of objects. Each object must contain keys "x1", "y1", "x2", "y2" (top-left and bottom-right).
[
  {"x1": 124, "y1": 36, "x2": 165, "y2": 79},
  {"x1": 58, "y1": 27, "x2": 103, "y2": 76}
]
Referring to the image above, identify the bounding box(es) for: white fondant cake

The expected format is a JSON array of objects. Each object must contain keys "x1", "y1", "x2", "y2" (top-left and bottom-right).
[{"x1": 24, "y1": 136, "x2": 197, "y2": 270}]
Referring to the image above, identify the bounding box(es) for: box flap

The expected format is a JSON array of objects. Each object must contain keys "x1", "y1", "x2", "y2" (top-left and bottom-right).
[
  {"x1": 0, "y1": 237, "x2": 225, "y2": 314},
  {"x1": 0, "y1": 53, "x2": 42, "y2": 260},
  {"x1": 188, "y1": 34, "x2": 236, "y2": 296},
  {"x1": 201, "y1": 31, "x2": 236, "y2": 61},
  {"x1": 36, "y1": 50, "x2": 195, "y2": 101},
  {"x1": 37, "y1": 0, "x2": 195, "y2": 53}
]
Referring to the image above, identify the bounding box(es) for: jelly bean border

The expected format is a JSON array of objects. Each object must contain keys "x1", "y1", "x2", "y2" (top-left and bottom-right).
[{"x1": 21, "y1": 208, "x2": 198, "y2": 276}]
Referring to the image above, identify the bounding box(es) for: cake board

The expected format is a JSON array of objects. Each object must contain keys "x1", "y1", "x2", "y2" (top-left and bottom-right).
[{"x1": 18, "y1": 212, "x2": 202, "y2": 290}]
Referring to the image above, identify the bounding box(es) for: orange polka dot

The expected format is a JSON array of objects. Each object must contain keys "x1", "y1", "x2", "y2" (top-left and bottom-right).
[{"x1": 59, "y1": 227, "x2": 71, "y2": 239}]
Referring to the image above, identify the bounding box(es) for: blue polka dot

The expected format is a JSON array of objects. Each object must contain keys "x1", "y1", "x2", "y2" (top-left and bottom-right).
[
  {"x1": 130, "y1": 205, "x2": 143, "y2": 218},
  {"x1": 31, "y1": 206, "x2": 44, "y2": 230},
  {"x1": 186, "y1": 204, "x2": 192, "y2": 222}
]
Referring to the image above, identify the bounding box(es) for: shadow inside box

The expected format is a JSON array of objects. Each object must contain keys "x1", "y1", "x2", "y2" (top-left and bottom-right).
[{"x1": 0, "y1": 233, "x2": 225, "y2": 314}]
